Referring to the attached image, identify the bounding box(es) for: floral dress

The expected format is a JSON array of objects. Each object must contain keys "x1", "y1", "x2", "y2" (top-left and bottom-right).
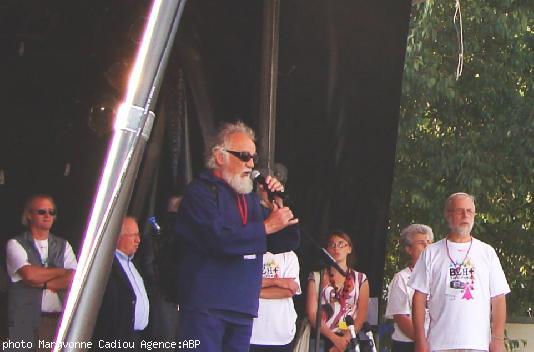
[{"x1": 309, "y1": 269, "x2": 367, "y2": 334}]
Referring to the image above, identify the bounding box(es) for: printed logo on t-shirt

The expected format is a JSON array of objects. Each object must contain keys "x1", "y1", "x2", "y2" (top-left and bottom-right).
[
  {"x1": 263, "y1": 259, "x2": 280, "y2": 278},
  {"x1": 445, "y1": 258, "x2": 476, "y2": 300}
]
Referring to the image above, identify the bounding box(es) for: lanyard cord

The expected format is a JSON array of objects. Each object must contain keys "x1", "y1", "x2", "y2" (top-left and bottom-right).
[{"x1": 446, "y1": 236, "x2": 473, "y2": 268}]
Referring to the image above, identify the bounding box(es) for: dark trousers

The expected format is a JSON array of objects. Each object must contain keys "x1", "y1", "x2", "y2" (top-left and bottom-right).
[
  {"x1": 8, "y1": 313, "x2": 61, "y2": 352},
  {"x1": 392, "y1": 340, "x2": 415, "y2": 352},
  {"x1": 249, "y1": 342, "x2": 293, "y2": 352},
  {"x1": 178, "y1": 309, "x2": 253, "y2": 352},
  {"x1": 148, "y1": 289, "x2": 180, "y2": 348}
]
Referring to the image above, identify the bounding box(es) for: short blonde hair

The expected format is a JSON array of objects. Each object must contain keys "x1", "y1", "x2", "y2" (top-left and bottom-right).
[{"x1": 21, "y1": 194, "x2": 56, "y2": 227}]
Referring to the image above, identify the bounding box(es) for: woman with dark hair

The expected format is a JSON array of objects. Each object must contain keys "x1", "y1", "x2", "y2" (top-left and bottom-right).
[{"x1": 306, "y1": 231, "x2": 370, "y2": 352}]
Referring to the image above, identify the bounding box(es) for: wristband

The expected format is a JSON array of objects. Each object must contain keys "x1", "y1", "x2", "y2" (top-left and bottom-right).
[{"x1": 492, "y1": 335, "x2": 505, "y2": 341}]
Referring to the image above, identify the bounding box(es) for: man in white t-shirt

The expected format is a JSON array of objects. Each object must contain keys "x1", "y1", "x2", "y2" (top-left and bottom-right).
[
  {"x1": 6, "y1": 194, "x2": 77, "y2": 351},
  {"x1": 250, "y1": 251, "x2": 301, "y2": 352},
  {"x1": 409, "y1": 192, "x2": 510, "y2": 352},
  {"x1": 385, "y1": 223, "x2": 433, "y2": 352}
]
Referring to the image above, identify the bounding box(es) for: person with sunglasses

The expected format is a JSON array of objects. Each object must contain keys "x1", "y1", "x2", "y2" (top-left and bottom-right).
[
  {"x1": 5, "y1": 194, "x2": 77, "y2": 351},
  {"x1": 174, "y1": 121, "x2": 300, "y2": 352},
  {"x1": 385, "y1": 224, "x2": 434, "y2": 352},
  {"x1": 306, "y1": 231, "x2": 369, "y2": 352}
]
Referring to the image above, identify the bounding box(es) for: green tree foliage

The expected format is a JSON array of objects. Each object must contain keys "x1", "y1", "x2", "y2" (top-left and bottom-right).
[{"x1": 385, "y1": 0, "x2": 533, "y2": 317}]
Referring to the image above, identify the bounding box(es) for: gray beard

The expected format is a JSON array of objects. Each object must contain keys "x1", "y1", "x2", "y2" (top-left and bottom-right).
[
  {"x1": 449, "y1": 223, "x2": 473, "y2": 237},
  {"x1": 222, "y1": 171, "x2": 253, "y2": 194}
]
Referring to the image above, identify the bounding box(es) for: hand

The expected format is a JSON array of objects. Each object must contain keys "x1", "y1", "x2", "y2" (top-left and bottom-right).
[
  {"x1": 490, "y1": 337, "x2": 506, "y2": 352},
  {"x1": 279, "y1": 278, "x2": 299, "y2": 295},
  {"x1": 28, "y1": 282, "x2": 44, "y2": 288},
  {"x1": 260, "y1": 176, "x2": 286, "y2": 208},
  {"x1": 415, "y1": 338, "x2": 430, "y2": 352},
  {"x1": 330, "y1": 334, "x2": 349, "y2": 352},
  {"x1": 342, "y1": 330, "x2": 353, "y2": 347},
  {"x1": 65, "y1": 268, "x2": 75, "y2": 278},
  {"x1": 263, "y1": 175, "x2": 284, "y2": 193},
  {"x1": 264, "y1": 201, "x2": 299, "y2": 234}
]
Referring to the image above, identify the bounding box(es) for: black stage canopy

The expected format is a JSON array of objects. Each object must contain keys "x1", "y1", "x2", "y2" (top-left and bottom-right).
[{"x1": 1, "y1": 0, "x2": 412, "y2": 319}]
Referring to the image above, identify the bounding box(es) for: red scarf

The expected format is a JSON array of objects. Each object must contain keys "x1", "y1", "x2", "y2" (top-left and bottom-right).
[{"x1": 236, "y1": 193, "x2": 248, "y2": 225}]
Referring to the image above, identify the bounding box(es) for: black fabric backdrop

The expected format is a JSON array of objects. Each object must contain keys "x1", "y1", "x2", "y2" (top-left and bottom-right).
[{"x1": 1, "y1": 0, "x2": 412, "y2": 323}]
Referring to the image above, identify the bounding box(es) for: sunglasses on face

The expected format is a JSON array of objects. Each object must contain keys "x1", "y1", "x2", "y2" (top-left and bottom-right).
[
  {"x1": 34, "y1": 209, "x2": 57, "y2": 216},
  {"x1": 224, "y1": 149, "x2": 258, "y2": 163}
]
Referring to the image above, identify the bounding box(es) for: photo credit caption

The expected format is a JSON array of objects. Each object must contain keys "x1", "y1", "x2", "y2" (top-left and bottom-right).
[{"x1": 1, "y1": 339, "x2": 201, "y2": 351}]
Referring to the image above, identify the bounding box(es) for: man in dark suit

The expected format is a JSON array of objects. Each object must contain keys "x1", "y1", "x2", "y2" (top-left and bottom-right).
[
  {"x1": 92, "y1": 217, "x2": 149, "y2": 349},
  {"x1": 175, "y1": 121, "x2": 300, "y2": 352}
]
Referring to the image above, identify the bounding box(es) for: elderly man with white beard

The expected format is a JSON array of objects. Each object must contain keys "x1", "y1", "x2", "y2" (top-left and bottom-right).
[
  {"x1": 409, "y1": 193, "x2": 510, "y2": 352},
  {"x1": 174, "y1": 121, "x2": 300, "y2": 352}
]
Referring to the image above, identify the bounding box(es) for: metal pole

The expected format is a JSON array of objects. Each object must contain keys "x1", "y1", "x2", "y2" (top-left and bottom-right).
[
  {"x1": 315, "y1": 268, "x2": 325, "y2": 352},
  {"x1": 183, "y1": 100, "x2": 193, "y2": 184},
  {"x1": 258, "y1": 0, "x2": 280, "y2": 173},
  {"x1": 54, "y1": 1, "x2": 187, "y2": 350}
]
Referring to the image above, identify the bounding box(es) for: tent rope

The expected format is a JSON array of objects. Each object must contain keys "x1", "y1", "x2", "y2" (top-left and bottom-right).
[{"x1": 453, "y1": 0, "x2": 464, "y2": 80}]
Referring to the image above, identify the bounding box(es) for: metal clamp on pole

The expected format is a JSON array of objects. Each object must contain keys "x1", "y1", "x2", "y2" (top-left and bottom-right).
[
  {"x1": 115, "y1": 104, "x2": 156, "y2": 141},
  {"x1": 54, "y1": 0, "x2": 187, "y2": 350}
]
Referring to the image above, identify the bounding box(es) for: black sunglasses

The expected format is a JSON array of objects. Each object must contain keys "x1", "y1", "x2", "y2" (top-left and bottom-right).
[
  {"x1": 34, "y1": 209, "x2": 57, "y2": 216},
  {"x1": 225, "y1": 149, "x2": 258, "y2": 163}
]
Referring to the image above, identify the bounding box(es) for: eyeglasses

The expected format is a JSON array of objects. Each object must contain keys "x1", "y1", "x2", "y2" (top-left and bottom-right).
[
  {"x1": 224, "y1": 149, "x2": 258, "y2": 163},
  {"x1": 34, "y1": 209, "x2": 57, "y2": 216},
  {"x1": 448, "y1": 208, "x2": 476, "y2": 217},
  {"x1": 327, "y1": 241, "x2": 350, "y2": 249}
]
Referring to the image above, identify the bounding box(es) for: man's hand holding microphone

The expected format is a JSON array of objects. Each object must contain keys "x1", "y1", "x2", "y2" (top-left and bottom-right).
[{"x1": 252, "y1": 171, "x2": 299, "y2": 234}]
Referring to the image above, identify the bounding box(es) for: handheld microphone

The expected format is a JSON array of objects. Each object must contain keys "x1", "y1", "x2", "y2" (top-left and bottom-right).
[
  {"x1": 147, "y1": 216, "x2": 161, "y2": 235},
  {"x1": 345, "y1": 315, "x2": 359, "y2": 350},
  {"x1": 251, "y1": 170, "x2": 289, "y2": 202}
]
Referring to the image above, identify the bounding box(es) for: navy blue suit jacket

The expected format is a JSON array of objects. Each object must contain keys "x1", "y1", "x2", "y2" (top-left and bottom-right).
[
  {"x1": 174, "y1": 171, "x2": 300, "y2": 316},
  {"x1": 91, "y1": 258, "x2": 138, "y2": 347}
]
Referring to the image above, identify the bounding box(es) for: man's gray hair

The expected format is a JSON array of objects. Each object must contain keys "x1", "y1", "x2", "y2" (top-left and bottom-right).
[
  {"x1": 120, "y1": 216, "x2": 138, "y2": 233},
  {"x1": 21, "y1": 194, "x2": 56, "y2": 227},
  {"x1": 444, "y1": 192, "x2": 475, "y2": 212},
  {"x1": 205, "y1": 121, "x2": 256, "y2": 169},
  {"x1": 399, "y1": 223, "x2": 434, "y2": 247}
]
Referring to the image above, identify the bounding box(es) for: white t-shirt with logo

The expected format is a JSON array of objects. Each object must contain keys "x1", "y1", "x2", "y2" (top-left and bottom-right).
[
  {"x1": 385, "y1": 267, "x2": 429, "y2": 342},
  {"x1": 6, "y1": 238, "x2": 78, "y2": 312},
  {"x1": 250, "y1": 251, "x2": 301, "y2": 345},
  {"x1": 408, "y1": 238, "x2": 510, "y2": 351}
]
